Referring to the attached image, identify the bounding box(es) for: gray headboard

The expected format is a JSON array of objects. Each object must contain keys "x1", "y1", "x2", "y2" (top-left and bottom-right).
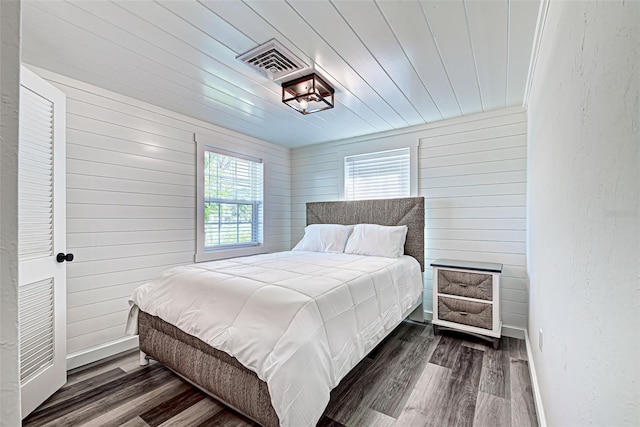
[{"x1": 306, "y1": 197, "x2": 425, "y2": 271}]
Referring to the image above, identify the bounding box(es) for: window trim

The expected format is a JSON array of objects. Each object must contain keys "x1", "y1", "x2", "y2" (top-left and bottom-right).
[{"x1": 195, "y1": 137, "x2": 265, "y2": 263}]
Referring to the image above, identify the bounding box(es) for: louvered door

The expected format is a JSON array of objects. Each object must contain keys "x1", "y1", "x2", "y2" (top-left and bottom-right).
[{"x1": 18, "y1": 66, "x2": 67, "y2": 418}]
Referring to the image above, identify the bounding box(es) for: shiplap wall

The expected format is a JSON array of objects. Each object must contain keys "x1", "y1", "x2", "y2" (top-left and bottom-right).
[
  {"x1": 28, "y1": 67, "x2": 291, "y2": 364},
  {"x1": 291, "y1": 107, "x2": 527, "y2": 331}
]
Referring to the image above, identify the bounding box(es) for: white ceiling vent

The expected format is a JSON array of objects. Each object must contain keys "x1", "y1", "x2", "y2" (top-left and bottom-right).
[{"x1": 237, "y1": 39, "x2": 307, "y2": 81}]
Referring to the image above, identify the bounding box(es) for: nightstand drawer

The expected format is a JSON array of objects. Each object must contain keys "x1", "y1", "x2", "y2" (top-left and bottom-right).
[
  {"x1": 438, "y1": 270, "x2": 492, "y2": 301},
  {"x1": 437, "y1": 296, "x2": 493, "y2": 330}
]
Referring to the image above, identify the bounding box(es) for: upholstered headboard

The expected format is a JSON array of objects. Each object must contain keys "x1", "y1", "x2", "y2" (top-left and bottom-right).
[{"x1": 306, "y1": 197, "x2": 425, "y2": 271}]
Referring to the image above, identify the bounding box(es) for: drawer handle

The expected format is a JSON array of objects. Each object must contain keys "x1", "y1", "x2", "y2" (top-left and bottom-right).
[{"x1": 459, "y1": 311, "x2": 469, "y2": 315}]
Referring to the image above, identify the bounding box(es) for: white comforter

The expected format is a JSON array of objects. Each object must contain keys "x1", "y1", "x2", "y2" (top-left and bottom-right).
[{"x1": 127, "y1": 251, "x2": 422, "y2": 427}]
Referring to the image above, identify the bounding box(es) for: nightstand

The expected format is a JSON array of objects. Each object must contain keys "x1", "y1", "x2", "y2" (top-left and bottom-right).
[{"x1": 431, "y1": 259, "x2": 503, "y2": 349}]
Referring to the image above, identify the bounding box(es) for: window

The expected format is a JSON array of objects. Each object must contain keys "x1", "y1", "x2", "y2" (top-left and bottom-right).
[
  {"x1": 344, "y1": 148, "x2": 411, "y2": 200},
  {"x1": 200, "y1": 147, "x2": 263, "y2": 252}
]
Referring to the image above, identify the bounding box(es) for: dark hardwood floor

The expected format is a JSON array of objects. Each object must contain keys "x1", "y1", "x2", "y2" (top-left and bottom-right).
[{"x1": 23, "y1": 322, "x2": 538, "y2": 427}]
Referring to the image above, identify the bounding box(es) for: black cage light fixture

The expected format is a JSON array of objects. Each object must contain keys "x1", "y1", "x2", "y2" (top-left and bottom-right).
[{"x1": 282, "y1": 73, "x2": 335, "y2": 115}]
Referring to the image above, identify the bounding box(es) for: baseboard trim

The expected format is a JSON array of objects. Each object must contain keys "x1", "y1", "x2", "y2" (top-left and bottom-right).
[
  {"x1": 501, "y1": 325, "x2": 525, "y2": 339},
  {"x1": 423, "y1": 310, "x2": 524, "y2": 339},
  {"x1": 67, "y1": 336, "x2": 139, "y2": 371},
  {"x1": 524, "y1": 329, "x2": 547, "y2": 427}
]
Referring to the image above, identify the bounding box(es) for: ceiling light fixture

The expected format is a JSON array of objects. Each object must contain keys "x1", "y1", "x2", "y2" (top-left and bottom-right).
[{"x1": 282, "y1": 73, "x2": 335, "y2": 115}]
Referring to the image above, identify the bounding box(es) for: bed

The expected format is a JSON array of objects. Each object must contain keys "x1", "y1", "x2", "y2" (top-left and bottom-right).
[{"x1": 126, "y1": 197, "x2": 425, "y2": 427}]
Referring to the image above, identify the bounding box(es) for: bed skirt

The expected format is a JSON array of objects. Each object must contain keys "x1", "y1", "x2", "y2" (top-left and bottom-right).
[{"x1": 138, "y1": 310, "x2": 280, "y2": 427}]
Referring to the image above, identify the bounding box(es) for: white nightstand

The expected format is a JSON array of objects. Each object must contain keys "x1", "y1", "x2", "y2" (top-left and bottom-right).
[{"x1": 431, "y1": 259, "x2": 503, "y2": 349}]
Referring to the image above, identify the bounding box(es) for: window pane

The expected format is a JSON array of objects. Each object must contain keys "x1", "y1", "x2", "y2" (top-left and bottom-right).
[
  {"x1": 220, "y1": 203, "x2": 237, "y2": 223},
  {"x1": 220, "y1": 223, "x2": 238, "y2": 245},
  {"x1": 204, "y1": 202, "x2": 219, "y2": 223},
  {"x1": 238, "y1": 204, "x2": 252, "y2": 222},
  {"x1": 238, "y1": 223, "x2": 252, "y2": 243},
  {"x1": 204, "y1": 222, "x2": 220, "y2": 247}
]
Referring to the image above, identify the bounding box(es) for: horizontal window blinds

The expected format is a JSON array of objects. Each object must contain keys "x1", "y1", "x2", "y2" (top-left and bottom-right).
[
  {"x1": 344, "y1": 148, "x2": 410, "y2": 200},
  {"x1": 204, "y1": 149, "x2": 263, "y2": 249}
]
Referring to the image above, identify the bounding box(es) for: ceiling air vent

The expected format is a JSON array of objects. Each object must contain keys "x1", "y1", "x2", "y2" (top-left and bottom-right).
[{"x1": 237, "y1": 39, "x2": 307, "y2": 81}]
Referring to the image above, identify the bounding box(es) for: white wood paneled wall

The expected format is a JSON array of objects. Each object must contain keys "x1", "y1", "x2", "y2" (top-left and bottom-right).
[
  {"x1": 291, "y1": 108, "x2": 527, "y2": 329},
  {"x1": 28, "y1": 67, "x2": 291, "y2": 360}
]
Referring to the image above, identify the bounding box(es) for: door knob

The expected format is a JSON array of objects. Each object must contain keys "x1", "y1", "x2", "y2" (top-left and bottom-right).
[{"x1": 56, "y1": 253, "x2": 74, "y2": 263}]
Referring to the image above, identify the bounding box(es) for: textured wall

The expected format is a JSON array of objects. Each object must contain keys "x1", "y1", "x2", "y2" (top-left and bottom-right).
[
  {"x1": 0, "y1": 0, "x2": 21, "y2": 424},
  {"x1": 527, "y1": 1, "x2": 639, "y2": 425}
]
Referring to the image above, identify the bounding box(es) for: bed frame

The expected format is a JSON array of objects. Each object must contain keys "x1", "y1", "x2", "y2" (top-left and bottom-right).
[{"x1": 138, "y1": 197, "x2": 425, "y2": 426}]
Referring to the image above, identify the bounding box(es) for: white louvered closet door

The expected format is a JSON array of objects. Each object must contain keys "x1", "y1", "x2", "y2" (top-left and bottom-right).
[{"x1": 18, "y1": 66, "x2": 67, "y2": 418}]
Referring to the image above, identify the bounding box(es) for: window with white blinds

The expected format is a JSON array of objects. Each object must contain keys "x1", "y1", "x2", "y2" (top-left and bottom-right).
[
  {"x1": 344, "y1": 148, "x2": 411, "y2": 200},
  {"x1": 203, "y1": 149, "x2": 263, "y2": 250}
]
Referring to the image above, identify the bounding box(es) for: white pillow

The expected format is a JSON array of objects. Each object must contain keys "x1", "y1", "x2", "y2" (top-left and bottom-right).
[
  {"x1": 344, "y1": 224, "x2": 408, "y2": 258},
  {"x1": 292, "y1": 224, "x2": 355, "y2": 253}
]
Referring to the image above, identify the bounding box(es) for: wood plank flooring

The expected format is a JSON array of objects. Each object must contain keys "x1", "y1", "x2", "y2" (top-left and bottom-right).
[{"x1": 23, "y1": 322, "x2": 538, "y2": 427}]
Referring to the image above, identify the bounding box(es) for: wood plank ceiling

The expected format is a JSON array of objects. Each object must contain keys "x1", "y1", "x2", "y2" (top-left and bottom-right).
[{"x1": 21, "y1": 0, "x2": 540, "y2": 148}]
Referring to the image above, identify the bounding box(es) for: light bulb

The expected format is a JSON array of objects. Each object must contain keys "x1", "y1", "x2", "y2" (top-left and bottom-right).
[{"x1": 298, "y1": 98, "x2": 308, "y2": 111}]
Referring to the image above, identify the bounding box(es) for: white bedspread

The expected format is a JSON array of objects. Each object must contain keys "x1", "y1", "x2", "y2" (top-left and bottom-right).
[{"x1": 126, "y1": 251, "x2": 422, "y2": 427}]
